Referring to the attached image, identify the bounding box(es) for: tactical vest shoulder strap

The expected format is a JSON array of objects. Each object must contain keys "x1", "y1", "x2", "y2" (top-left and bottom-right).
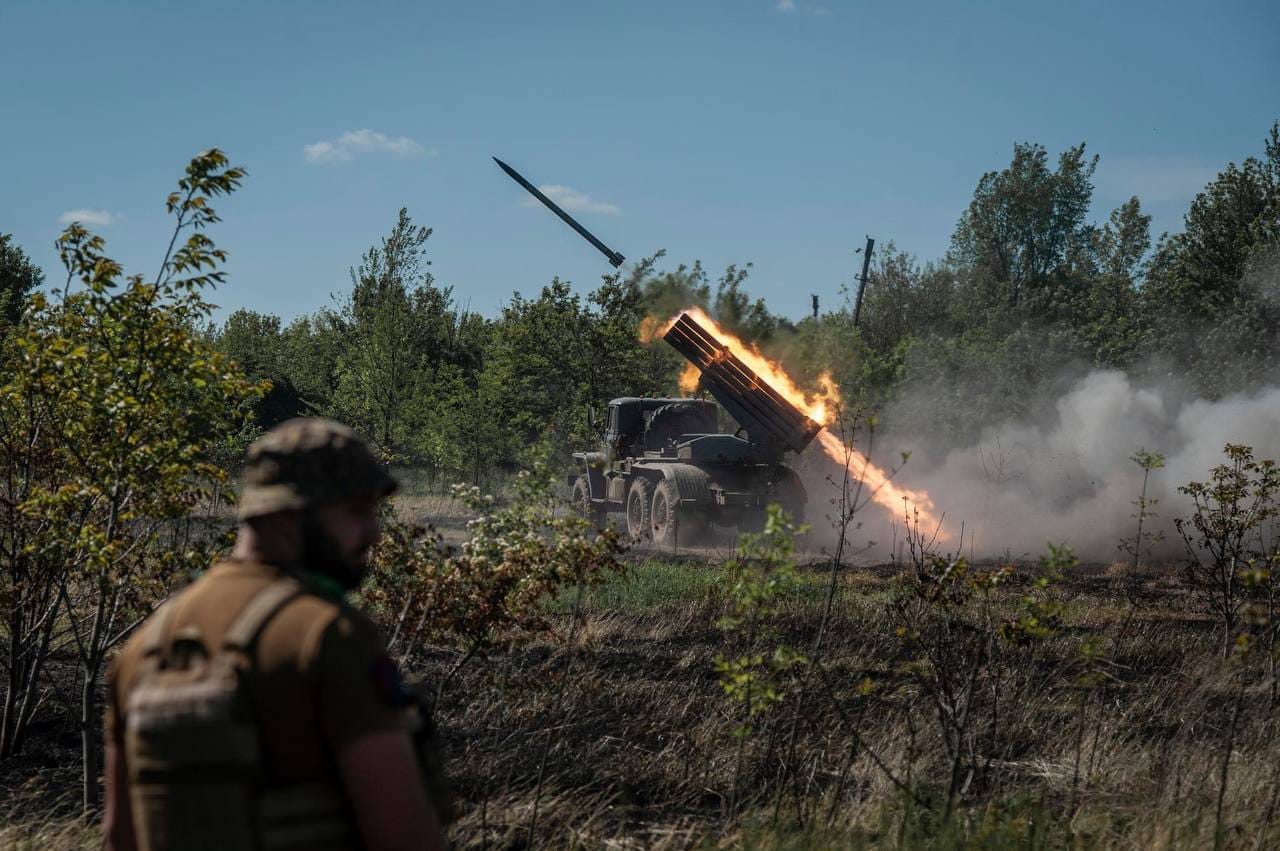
[
  {"x1": 222, "y1": 577, "x2": 306, "y2": 655},
  {"x1": 139, "y1": 597, "x2": 182, "y2": 663}
]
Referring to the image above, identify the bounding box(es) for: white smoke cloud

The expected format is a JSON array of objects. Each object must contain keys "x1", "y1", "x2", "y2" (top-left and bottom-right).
[
  {"x1": 891, "y1": 372, "x2": 1280, "y2": 560},
  {"x1": 797, "y1": 369, "x2": 1280, "y2": 562}
]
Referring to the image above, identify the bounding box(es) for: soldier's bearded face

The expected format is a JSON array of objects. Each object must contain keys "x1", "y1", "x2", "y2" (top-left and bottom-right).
[{"x1": 302, "y1": 497, "x2": 382, "y2": 589}]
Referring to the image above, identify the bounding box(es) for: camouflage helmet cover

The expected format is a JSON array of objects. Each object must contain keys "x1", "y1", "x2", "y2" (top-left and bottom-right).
[{"x1": 238, "y1": 418, "x2": 397, "y2": 520}]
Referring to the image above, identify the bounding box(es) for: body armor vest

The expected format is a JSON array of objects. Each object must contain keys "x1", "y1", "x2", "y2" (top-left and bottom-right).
[{"x1": 124, "y1": 578, "x2": 357, "y2": 851}]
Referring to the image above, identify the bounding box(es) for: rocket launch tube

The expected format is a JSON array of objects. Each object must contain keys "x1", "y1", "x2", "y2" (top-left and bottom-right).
[{"x1": 663, "y1": 313, "x2": 822, "y2": 455}]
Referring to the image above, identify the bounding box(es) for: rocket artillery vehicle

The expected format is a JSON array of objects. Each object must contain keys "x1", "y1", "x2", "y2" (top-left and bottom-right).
[
  {"x1": 570, "y1": 312, "x2": 823, "y2": 546},
  {"x1": 489, "y1": 157, "x2": 821, "y2": 544}
]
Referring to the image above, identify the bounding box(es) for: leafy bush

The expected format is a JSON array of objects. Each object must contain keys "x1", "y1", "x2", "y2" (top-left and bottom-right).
[
  {"x1": 0, "y1": 150, "x2": 266, "y2": 809},
  {"x1": 1176, "y1": 443, "x2": 1279, "y2": 655},
  {"x1": 364, "y1": 459, "x2": 626, "y2": 705}
]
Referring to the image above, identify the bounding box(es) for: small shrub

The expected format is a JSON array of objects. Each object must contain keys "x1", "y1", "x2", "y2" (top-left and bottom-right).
[
  {"x1": 1176, "y1": 443, "x2": 1279, "y2": 655},
  {"x1": 1119, "y1": 448, "x2": 1166, "y2": 599},
  {"x1": 363, "y1": 458, "x2": 626, "y2": 705}
]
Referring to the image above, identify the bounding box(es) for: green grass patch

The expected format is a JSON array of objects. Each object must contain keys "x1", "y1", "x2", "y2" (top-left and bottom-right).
[
  {"x1": 550, "y1": 556, "x2": 877, "y2": 614},
  {"x1": 546, "y1": 556, "x2": 724, "y2": 613}
]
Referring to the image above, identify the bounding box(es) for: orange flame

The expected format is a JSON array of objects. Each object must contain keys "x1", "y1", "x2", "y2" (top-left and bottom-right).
[
  {"x1": 814, "y1": 430, "x2": 940, "y2": 530},
  {"x1": 678, "y1": 362, "x2": 701, "y2": 393},
  {"x1": 656, "y1": 307, "x2": 840, "y2": 423},
  {"x1": 646, "y1": 307, "x2": 940, "y2": 530}
]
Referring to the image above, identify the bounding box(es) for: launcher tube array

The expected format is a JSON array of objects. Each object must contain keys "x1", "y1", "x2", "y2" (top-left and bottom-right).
[{"x1": 663, "y1": 313, "x2": 822, "y2": 455}]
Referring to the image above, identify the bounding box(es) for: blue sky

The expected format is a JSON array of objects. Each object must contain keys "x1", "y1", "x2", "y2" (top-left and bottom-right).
[{"x1": 2, "y1": 0, "x2": 1276, "y2": 324}]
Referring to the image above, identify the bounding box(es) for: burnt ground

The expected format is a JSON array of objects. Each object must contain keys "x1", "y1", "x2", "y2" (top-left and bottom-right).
[
  {"x1": 5, "y1": 555, "x2": 1279, "y2": 849},
  {"x1": 416, "y1": 556, "x2": 1277, "y2": 848}
]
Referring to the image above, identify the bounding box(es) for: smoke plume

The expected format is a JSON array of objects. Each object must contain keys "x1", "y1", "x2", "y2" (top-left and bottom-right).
[{"x1": 803, "y1": 371, "x2": 1280, "y2": 562}]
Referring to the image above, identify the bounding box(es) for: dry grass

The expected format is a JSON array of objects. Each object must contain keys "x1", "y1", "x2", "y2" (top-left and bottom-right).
[
  {"x1": 6, "y1": 555, "x2": 1280, "y2": 849},
  {"x1": 420, "y1": 557, "x2": 1280, "y2": 848}
]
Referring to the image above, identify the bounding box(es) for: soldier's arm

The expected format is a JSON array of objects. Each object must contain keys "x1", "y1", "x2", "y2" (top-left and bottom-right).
[
  {"x1": 338, "y1": 730, "x2": 446, "y2": 851},
  {"x1": 102, "y1": 741, "x2": 138, "y2": 851},
  {"x1": 102, "y1": 658, "x2": 139, "y2": 851},
  {"x1": 318, "y1": 612, "x2": 448, "y2": 851}
]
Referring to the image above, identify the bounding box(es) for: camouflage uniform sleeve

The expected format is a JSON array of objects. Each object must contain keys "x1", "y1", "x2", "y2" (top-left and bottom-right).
[
  {"x1": 103, "y1": 631, "x2": 148, "y2": 747},
  {"x1": 315, "y1": 608, "x2": 406, "y2": 751},
  {"x1": 104, "y1": 650, "x2": 126, "y2": 746}
]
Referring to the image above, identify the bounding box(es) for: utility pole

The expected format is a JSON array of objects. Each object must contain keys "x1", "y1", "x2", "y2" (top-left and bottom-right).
[
  {"x1": 811, "y1": 294, "x2": 819, "y2": 319},
  {"x1": 851, "y1": 236, "x2": 875, "y2": 328}
]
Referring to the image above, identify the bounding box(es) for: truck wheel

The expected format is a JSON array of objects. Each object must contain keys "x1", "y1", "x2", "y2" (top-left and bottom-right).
[
  {"x1": 626, "y1": 478, "x2": 653, "y2": 541},
  {"x1": 650, "y1": 480, "x2": 679, "y2": 549},
  {"x1": 652, "y1": 479, "x2": 708, "y2": 549},
  {"x1": 571, "y1": 477, "x2": 606, "y2": 532}
]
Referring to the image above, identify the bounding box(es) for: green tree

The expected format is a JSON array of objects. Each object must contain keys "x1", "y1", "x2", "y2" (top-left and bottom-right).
[
  {"x1": 1143, "y1": 122, "x2": 1280, "y2": 393},
  {"x1": 637, "y1": 254, "x2": 712, "y2": 320},
  {"x1": 278, "y1": 309, "x2": 346, "y2": 414},
  {"x1": 950, "y1": 142, "x2": 1098, "y2": 316},
  {"x1": 1147, "y1": 123, "x2": 1280, "y2": 318},
  {"x1": 0, "y1": 150, "x2": 264, "y2": 809},
  {"x1": 216, "y1": 308, "x2": 304, "y2": 427},
  {"x1": 436, "y1": 360, "x2": 508, "y2": 486},
  {"x1": 1177, "y1": 444, "x2": 1280, "y2": 656},
  {"x1": 0, "y1": 233, "x2": 44, "y2": 329},
  {"x1": 329, "y1": 208, "x2": 460, "y2": 463},
  {"x1": 590, "y1": 256, "x2": 683, "y2": 399},
  {"x1": 712, "y1": 263, "x2": 778, "y2": 342},
  {"x1": 484, "y1": 279, "x2": 595, "y2": 464},
  {"x1": 1082, "y1": 197, "x2": 1151, "y2": 364}
]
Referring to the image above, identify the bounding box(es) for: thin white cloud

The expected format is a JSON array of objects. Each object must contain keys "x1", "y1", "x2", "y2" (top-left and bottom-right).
[
  {"x1": 303, "y1": 129, "x2": 433, "y2": 164},
  {"x1": 522, "y1": 185, "x2": 620, "y2": 215},
  {"x1": 1097, "y1": 157, "x2": 1220, "y2": 204},
  {"x1": 775, "y1": 0, "x2": 829, "y2": 13},
  {"x1": 59, "y1": 209, "x2": 116, "y2": 226}
]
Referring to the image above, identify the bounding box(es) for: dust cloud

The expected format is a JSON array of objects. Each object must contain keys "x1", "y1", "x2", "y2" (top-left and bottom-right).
[{"x1": 801, "y1": 371, "x2": 1280, "y2": 562}]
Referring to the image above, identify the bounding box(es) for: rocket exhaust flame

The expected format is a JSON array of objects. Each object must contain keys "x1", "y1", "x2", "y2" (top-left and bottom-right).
[
  {"x1": 814, "y1": 429, "x2": 940, "y2": 530},
  {"x1": 650, "y1": 307, "x2": 940, "y2": 530},
  {"x1": 663, "y1": 312, "x2": 823, "y2": 455}
]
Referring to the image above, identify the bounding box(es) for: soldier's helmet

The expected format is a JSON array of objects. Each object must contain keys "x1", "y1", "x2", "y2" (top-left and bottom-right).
[{"x1": 238, "y1": 418, "x2": 398, "y2": 520}]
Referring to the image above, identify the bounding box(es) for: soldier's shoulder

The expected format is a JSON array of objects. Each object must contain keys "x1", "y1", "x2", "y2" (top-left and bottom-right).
[
  {"x1": 274, "y1": 584, "x2": 380, "y2": 632},
  {"x1": 265, "y1": 585, "x2": 384, "y2": 669},
  {"x1": 109, "y1": 581, "x2": 198, "y2": 691}
]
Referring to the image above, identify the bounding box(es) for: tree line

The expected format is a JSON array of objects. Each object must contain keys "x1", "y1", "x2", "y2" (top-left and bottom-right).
[
  {"x1": 202, "y1": 123, "x2": 1280, "y2": 478},
  {"x1": 0, "y1": 122, "x2": 1276, "y2": 807}
]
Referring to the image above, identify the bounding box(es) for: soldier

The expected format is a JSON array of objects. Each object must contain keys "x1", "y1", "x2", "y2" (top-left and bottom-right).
[{"x1": 102, "y1": 418, "x2": 449, "y2": 851}]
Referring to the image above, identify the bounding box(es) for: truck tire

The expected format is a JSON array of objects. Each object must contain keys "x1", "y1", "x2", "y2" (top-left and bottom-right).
[
  {"x1": 647, "y1": 402, "x2": 708, "y2": 443},
  {"x1": 651, "y1": 479, "x2": 709, "y2": 549},
  {"x1": 571, "y1": 477, "x2": 606, "y2": 532},
  {"x1": 650, "y1": 479, "x2": 678, "y2": 549},
  {"x1": 626, "y1": 478, "x2": 653, "y2": 541}
]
